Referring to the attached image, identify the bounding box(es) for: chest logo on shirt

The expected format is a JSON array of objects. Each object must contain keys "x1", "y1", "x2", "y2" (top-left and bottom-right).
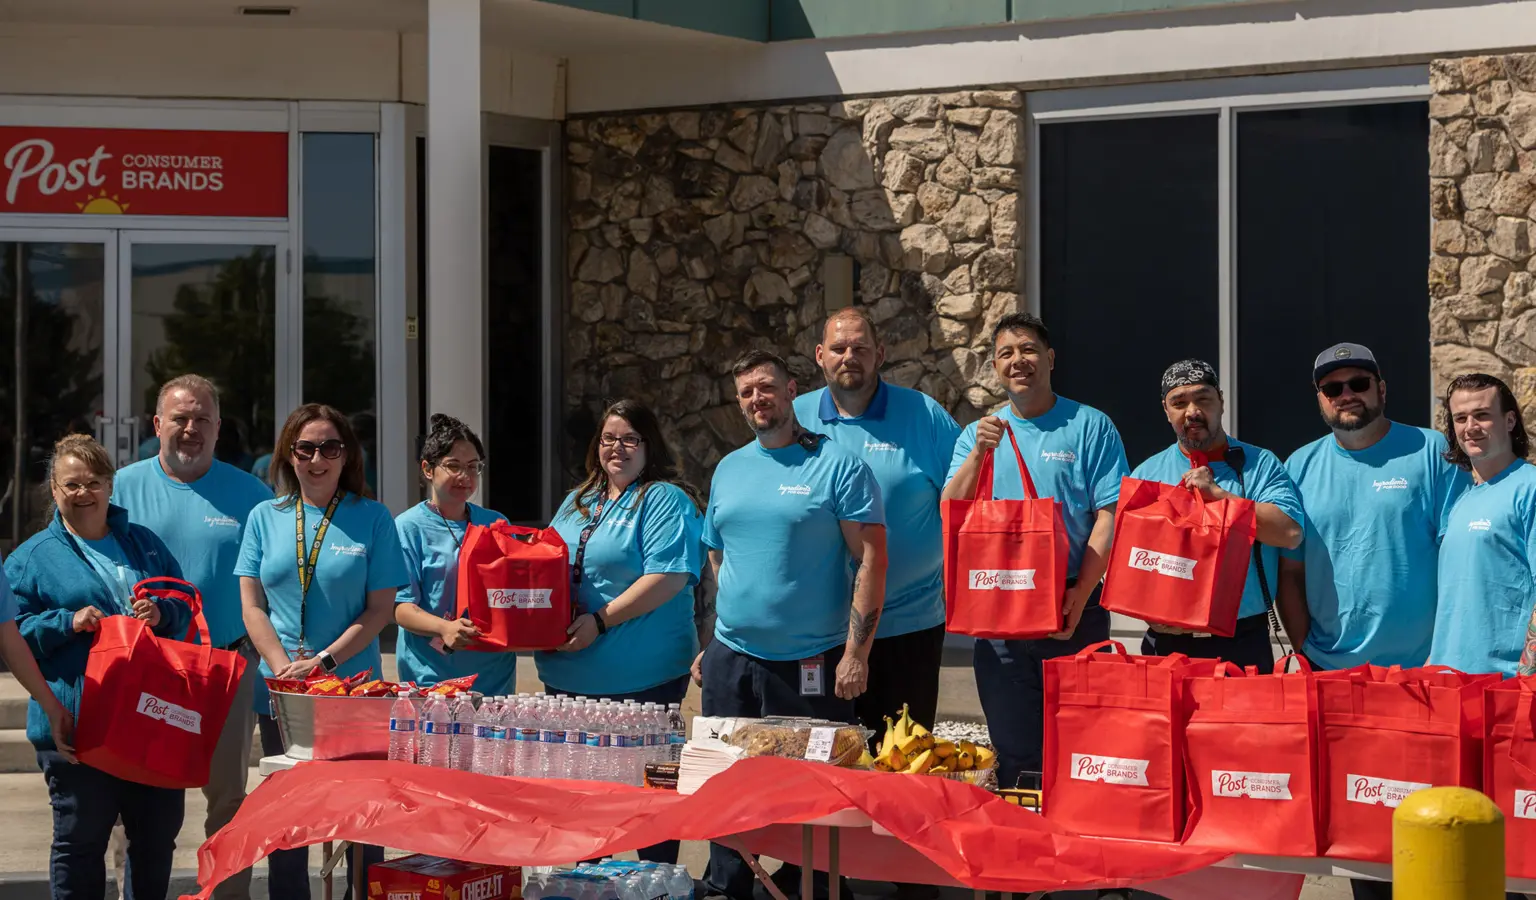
[
  {"x1": 330, "y1": 543, "x2": 367, "y2": 557},
  {"x1": 778, "y1": 484, "x2": 812, "y2": 496},
  {"x1": 488, "y1": 588, "x2": 552, "y2": 610},
  {"x1": 969, "y1": 569, "x2": 1037, "y2": 591},
  {"x1": 863, "y1": 439, "x2": 899, "y2": 453},
  {"x1": 204, "y1": 515, "x2": 239, "y2": 528},
  {"x1": 1469, "y1": 518, "x2": 1493, "y2": 532},
  {"x1": 1128, "y1": 547, "x2": 1198, "y2": 581},
  {"x1": 1041, "y1": 450, "x2": 1077, "y2": 464},
  {"x1": 1372, "y1": 478, "x2": 1409, "y2": 492}
]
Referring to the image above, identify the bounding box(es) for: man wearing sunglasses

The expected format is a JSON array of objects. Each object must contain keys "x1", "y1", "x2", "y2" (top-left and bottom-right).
[{"x1": 1277, "y1": 344, "x2": 1469, "y2": 678}]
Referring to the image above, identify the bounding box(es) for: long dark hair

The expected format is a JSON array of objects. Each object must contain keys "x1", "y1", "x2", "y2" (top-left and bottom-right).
[
  {"x1": 272, "y1": 403, "x2": 371, "y2": 506},
  {"x1": 1442, "y1": 373, "x2": 1531, "y2": 471},
  {"x1": 571, "y1": 399, "x2": 699, "y2": 519}
]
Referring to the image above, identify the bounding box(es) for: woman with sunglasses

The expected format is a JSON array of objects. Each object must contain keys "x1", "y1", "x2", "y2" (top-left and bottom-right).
[
  {"x1": 237, "y1": 404, "x2": 407, "y2": 900},
  {"x1": 7, "y1": 434, "x2": 190, "y2": 900},
  {"x1": 393, "y1": 414, "x2": 516, "y2": 694}
]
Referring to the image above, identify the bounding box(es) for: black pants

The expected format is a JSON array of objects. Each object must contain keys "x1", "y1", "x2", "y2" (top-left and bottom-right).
[
  {"x1": 547, "y1": 673, "x2": 691, "y2": 864},
  {"x1": 1140, "y1": 612, "x2": 1275, "y2": 672},
  {"x1": 854, "y1": 624, "x2": 945, "y2": 744},
  {"x1": 38, "y1": 750, "x2": 184, "y2": 900},
  {"x1": 259, "y1": 715, "x2": 383, "y2": 900},
  {"x1": 700, "y1": 641, "x2": 856, "y2": 900},
  {"x1": 972, "y1": 595, "x2": 1111, "y2": 791}
]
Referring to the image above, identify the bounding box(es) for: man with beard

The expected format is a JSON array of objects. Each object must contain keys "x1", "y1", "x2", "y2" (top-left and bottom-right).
[
  {"x1": 697, "y1": 349, "x2": 887, "y2": 900},
  {"x1": 1278, "y1": 343, "x2": 1469, "y2": 672},
  {"x1": 1130, "y1": 360, "x2": 1302, "y2": 670},
  {"x1": 943, "y1": 313, "x2": 1129, "y2": 790},
  {"x1": 110, "y1": 374, "x2": 272, "y2": 900},
  {"x1": 792, "y1": 307, "x2": 960, "y2": 741}
]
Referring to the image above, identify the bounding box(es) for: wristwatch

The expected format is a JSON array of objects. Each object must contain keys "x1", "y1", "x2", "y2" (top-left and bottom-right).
[
  {"x1": 317, "y1": 650, "x2": 338, "y2": 673},
  {"x1": 591, "y1": 611, "x2": 608, "y2": 636}
]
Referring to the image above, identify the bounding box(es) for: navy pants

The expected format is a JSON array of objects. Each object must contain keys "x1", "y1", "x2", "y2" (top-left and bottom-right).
[
  {"x1": 972, "y1": 596, "x2": 1111, "y2": 791},
  {"x1": 38, "y1": 750, "x2": 184, "y2": 900},
  {"x1": 700, "y1": 641, "x2": 856, "y2": 900},
  {"x1": 259, "y1": 715, "x2": 383, "y2": 900},
  {"x1": 547, "y1": 673, "x2": 691, "y2": 864},
  {"x1": 1140, "y1": 612, "x2": 1277, "y2": 672}
]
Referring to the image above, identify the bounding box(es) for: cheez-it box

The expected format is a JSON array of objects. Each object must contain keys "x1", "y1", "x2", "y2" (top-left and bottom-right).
[{"x1": 369, "y1": 855, "x2": 521, "y2": 900}]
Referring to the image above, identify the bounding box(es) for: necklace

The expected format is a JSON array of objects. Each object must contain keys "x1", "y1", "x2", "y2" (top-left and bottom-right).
[{"x1": 428, "y1": 501, "x2": 467, "y2": 551}]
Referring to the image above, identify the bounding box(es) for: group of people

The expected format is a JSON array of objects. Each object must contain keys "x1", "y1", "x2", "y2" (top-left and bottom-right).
[{"x1": 0, "y1": 301, "x2": 1532, "y2": 900}]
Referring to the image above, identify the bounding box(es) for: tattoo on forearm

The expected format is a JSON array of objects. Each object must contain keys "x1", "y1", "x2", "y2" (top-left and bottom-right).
[
  {"x1": 1520, "y1": 617, "x2": 1536, "y2": 676},
  {"x1": 850, "y1": 606, "x2": 879, "y2": 646}
]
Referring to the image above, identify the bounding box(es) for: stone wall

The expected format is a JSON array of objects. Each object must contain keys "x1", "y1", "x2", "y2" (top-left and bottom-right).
[
  {"x1": 1428, "y1": 54, "x2": 1536, "y2": 426},
  {"x1": 564, "y1": 90, "x2": 1024, "y2": 488}
]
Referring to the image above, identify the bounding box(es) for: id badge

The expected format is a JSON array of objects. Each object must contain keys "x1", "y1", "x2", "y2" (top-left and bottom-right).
[{"x1": 800, "y1": 656, "x2": 825, "y2": 697}]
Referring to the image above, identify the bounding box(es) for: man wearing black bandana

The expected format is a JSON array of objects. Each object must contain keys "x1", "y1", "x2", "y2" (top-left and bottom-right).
[{"x1": 1125, "y1": 360, "x2": 1304, "y2": 669}]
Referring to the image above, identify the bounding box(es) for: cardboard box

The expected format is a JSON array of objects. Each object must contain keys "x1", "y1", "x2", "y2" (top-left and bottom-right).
[{"x1": 369, "y1": 855, "x2": 521, "y2": 900}]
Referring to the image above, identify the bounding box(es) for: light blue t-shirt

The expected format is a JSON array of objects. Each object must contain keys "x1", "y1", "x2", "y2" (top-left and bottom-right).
[
  {"x1": 112, "y1": 458, "x2": 273, "y2": 649},
  {"x1": 80, "y1": 534, "x2": 141, "y2": 615},
  {"x1": 1284, "y1": 424, "x2": 1470, "y2": 669},
  {"x1": 395, "y1": 502, "x2": 518, "y2": 694},
  {"x1": 704, "y1": 439, "x2": 884, "y2": 661},
  {"x1": 538, "y1": 481, "x2": 704, "y2": 695},
  {"x1": 794, "y1": 382, "x2": 959, "y2": 639},
  {"x1": 0, "y1": 558, "x2": 15, "y2": 622},
  {"x1": 234, "y1": 493, "x2": 409, "y2": 684},
  {"x1": 1131, "y1": 438, "x2": 1304, "y2": 620},
  {"x1": 947, "y1": 396, "x2": 1129, "y2": 579},
  {"x1": 1430, "y1": 460, "x2": 1536, "y2": 676}
]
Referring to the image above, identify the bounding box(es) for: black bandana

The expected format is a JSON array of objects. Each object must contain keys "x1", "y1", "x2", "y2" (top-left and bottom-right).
[{"x1": 1161, "y1": 359, "x2": 1219, "y2": 398}]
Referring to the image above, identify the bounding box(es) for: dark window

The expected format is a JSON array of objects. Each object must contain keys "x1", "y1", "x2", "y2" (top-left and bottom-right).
[
  {"x1": 1039, "y1": 115, "x2": 1220, "y2": 466},
  {"x1": 1236, "y1": 102, "x2": 1431, "y2": 457}
]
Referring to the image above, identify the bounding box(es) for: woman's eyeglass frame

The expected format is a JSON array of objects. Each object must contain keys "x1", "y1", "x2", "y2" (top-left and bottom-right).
[
  {"x1": 435, "y1": 459, "x2": 488, "y2": 477},
  {"x1": 598, "y1": 434, "x2": 645, "y2": 450},
  {"x1": 54, "y1": 479, "x2": 108, "y2": 496}
]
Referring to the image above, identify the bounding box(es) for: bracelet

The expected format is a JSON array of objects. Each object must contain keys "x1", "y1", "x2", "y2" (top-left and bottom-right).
[{"x1": 591, "y1": 611, "x2": 608, "y2": 636}]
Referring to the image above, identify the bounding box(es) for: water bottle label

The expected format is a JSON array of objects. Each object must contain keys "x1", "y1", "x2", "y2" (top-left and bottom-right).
[
  {"x1": 585, "y1": 733, "x2": 608, "y2": 748},
  {"x1": 454, "y1": 722, "x2": 471, "y2": 736},
  {"x1": 389, "y1": 718, "x2": 416, "y2": 732},
  {"x1": 565, "y1": 729, "x2": 585, "y2": 744},
  {"x1": 425, "y1": 721, "x2": 449, "y2": 735},
  {"x1": 541, "y1": 729, "x2": 566, "y2": 744},
  {"x1": 609, "y1": 732, "x2": 625, "y2": 747},
  {"x1": 670, "y1": 733, "x2": 686, "y2": 745},
  {"x1": 474, "y1": 725, "x2": 494, "y2": 740},
  {"x1": 517, "y1": 727, "x2": 539, "y2": 742},
  {"x1": 492, "y1": 727, "x2": 509, "y2": 741}
]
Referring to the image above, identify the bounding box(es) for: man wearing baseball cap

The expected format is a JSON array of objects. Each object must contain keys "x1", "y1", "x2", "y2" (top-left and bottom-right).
[
  {"x1": 1128, "y1": 360, "x2": 1303, "y2": 669},
  {"x1": 1276, "y1": 344, "x2": 1469, "y2": 674}
]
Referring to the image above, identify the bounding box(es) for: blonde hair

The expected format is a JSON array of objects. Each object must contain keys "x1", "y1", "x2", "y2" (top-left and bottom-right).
[
  {"x1": 48, "y1": 434, "x2": 114, "y2": 485},
  {"x1": 156, "y1": 374, "x2": 220, "y2": 417}
]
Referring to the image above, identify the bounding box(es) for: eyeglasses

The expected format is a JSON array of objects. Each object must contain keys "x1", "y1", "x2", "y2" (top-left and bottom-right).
[
  {"x1": 292, "y1": 439, "x2": 346, "y2": 461},
  {"x1": 436, "y1": 459, "x2": 487, "y2": 477},
  {"x1": 55, "y1": 480, "x2": 106, "y2": 496},
  {"x1": 599, "y1": 434, "x2": 644, "y2": 450},
  {"x1": 1318, "y1": 376, "x2": 1375, "y2": 399}
]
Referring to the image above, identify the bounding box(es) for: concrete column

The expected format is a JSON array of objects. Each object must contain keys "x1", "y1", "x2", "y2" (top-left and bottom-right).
[{"x1": 425, "y1": 0, "x2": 485, "y2": 450}]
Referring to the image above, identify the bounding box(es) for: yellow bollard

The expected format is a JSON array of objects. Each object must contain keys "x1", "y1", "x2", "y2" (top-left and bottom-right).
[{"x1": 1392, "y1": 786, "x2": 1505, "y2": 900}]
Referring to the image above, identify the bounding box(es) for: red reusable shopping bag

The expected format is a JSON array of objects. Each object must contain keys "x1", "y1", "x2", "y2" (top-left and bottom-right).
[
  {"x1": 941, "y1": 425, "x2": 1067, "y2": 638},
  {"x1": 74, "y1": 577, "x2": 247, "y2": 789},
  {"x1": 1100, "y1": 475, "x2": 1256, "y2": 637},
  {"x1": 1316, "y1": 665, "x2": 1494, "y2": 862},
  {"x1": 456, "y1": 522, "x2": 572, "y2": 651},
  {"x1": 1484, "y1": 676, "x2": 1536, "y2": 878},
  {"x1": 1182, "y1": 655, "x2": 1320, "y2": 856},
  {"x1": 1043, "y1": 640, "x2": 1218, "y2": 842}
]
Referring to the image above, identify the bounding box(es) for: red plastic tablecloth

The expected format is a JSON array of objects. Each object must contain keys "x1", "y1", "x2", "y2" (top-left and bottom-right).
[{"x1": 182, "y1": 757, "x2": 1303, "y2": 900}]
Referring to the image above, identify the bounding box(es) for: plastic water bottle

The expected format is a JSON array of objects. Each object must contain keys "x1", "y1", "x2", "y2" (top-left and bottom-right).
[
  {"x1": 580, "y1": 701, "x2": 604, "y2": 780},
  {"x1": 564, "y1": 700, "x2": 589, "y2": 780},
  {"x1": 420, "y1": 694, "x2": 453, "y2": 767},
  {"x1": 619, "y1": 704, "x2": 643, "y2": 785},
  {"x1": 667, "y1": 704, "x2": 686, "y2": 763},
  {"x1": 666, "y1": 864, "x2": 694, "y2": 900},
  {"x1": 539, "y1": 700, "x2": 567, "y2": 779},
  {"x1": 452, "y1": 693, "x2": 477, "y2": 771},
  {"x1": 388, "y1": 689, "x2": 418, "y2": 763},
  {"x1": 513, "y1": 696, "x2": 539, "y2": 777},
  {"x1": 473, "y1": 697, "x2": 503, "y2": 775}
]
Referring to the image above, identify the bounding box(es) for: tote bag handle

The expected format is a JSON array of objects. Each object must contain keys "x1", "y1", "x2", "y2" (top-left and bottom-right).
[{"x1": 974, "y1": 424, "x2": 1041, "y2": 502}]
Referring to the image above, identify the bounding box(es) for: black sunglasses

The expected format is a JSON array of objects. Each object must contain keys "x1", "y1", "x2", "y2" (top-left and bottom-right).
[
  {"x1": 292, "y1": 439, "x2": 346, "y2": 461},
  {"x1": 1318, "y1": 376, "x2": 1375, "y2": 399}
]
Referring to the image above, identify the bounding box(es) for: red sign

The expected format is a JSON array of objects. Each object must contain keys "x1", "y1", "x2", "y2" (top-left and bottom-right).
[{"x1": 0, "y1": 127, "x2": 288, "y2": 218}]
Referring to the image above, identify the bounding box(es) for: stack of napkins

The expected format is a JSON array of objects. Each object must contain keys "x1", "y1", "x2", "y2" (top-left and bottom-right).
[{"x1": 677, "y1": 716, "x2": 748, "y2": 795}]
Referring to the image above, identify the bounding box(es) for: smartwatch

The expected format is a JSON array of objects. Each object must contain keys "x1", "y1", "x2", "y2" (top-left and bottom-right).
[{"x1": 317, "y1": 650, "x2": 339, "y2": 673}]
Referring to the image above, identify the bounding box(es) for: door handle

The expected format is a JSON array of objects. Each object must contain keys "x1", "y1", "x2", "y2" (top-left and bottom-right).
[{"x1": 117, "y1": 416, "x2": 139, "y2": 468}]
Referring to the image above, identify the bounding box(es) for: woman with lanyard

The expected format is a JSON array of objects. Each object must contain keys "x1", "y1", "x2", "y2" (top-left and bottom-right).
[
  {"x1": 238, "y1": 403, "x2": 408, "y2": 900},
  {"x1": 8, "y1": 434, "x2": 190, "y2": 900},
  {"x1": 537, "y1": 399, "x2": 704, "y2": 864},
  {"x1": 393, "y1": 414, "x2": 516, "y2": 694}
]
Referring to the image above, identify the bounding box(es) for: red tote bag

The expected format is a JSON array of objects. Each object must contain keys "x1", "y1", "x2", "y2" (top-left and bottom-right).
[
  {"x1": 74, "y1": 577, "x2": 247, "y2": 789},
  {"x1": 1316, "y1": 665, "x2": 1494, "y2": 863},
  {"x1": 941, "y1": 425, "x2": 1067, "y2": 639},
  {"x1": 1100, "y1": 475, "x2": 1256, "y2": 637},
  {"x1": 1484, "y1": 676, "x2": 1536, "y2": 879},
  {"x1": 1043, "y1": 640, "x2": 1218, "y2": 841},
  {"x1": 456, "y1": 521, "x2": 572, "y2": 651},
  {"x1": 1183, "y1": 656, "x2": 1320, "y2": 856}
]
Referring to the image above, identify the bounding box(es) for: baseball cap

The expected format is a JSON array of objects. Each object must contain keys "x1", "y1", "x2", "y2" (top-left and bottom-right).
[{"x1": 1312, "y1": 342, "x2": 1380, "y2": 384}]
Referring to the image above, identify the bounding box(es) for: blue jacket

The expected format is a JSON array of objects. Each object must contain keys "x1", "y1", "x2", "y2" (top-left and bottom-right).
[{"x1": 6, "y1": 505, "x2": 189, "y2": 751}]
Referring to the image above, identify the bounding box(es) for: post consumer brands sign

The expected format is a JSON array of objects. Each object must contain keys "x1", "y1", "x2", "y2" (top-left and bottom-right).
[
  {"x1": 487, "y1": 588, "x2": 552, "y2": 610},
  {"x1": 0, "y1": 126, "x2": 287, "y2": 217}
]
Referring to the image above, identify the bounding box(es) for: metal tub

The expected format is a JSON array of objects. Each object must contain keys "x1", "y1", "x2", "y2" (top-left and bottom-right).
[{"x1": 271, "y1": 691, "x2": 397, "y2": 761}]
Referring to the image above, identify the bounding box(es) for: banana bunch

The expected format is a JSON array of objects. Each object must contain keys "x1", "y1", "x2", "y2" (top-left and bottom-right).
[{"x1": 869, "y1": 704, "x2": 996, "y2": 775}]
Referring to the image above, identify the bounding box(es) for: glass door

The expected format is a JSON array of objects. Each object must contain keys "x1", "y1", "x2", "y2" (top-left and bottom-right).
[
  {"x1": 116, "y1": 231, "x2": 287, "y2": 483},
  {"x1": 0, "y1": 229, "x2": 115, "y2": 549}
]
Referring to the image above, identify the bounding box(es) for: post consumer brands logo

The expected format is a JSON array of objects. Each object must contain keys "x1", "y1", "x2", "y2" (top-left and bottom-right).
[
  {"x1": 1128, "y1": 547, "x2": 1198, "y2": 581},
  {"x1": 969, "y1": 569, "x2": 1036, "y2": 591},
  {"x1": 1518, "y1": 790, "x2": 1536, "y2": 820},
  {"x1": 461, "y1": 874, "x2": 505, "y2": 900},
  {"x1": 1212, "y1": 769, "x2": 1292, "y2": 800},
  {"x1": 1347, "y1": 774, "x2": 1430, "y2": 808},
  {"x1": 137, "y1": 692, "x2": 202, "y2": 734},
  {"x1": 487, "y1": 589, "x2": 552, "y2": 610},
  {"x1": 1070, "y1": 753, "x2": 1149, "y2": 786}
]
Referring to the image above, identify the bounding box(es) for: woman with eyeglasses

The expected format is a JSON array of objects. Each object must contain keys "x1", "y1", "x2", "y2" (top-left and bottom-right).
[
  {"x1": 7, "y1": 434, "x2": 191, "y2": 900},
  {"x1": 237, "y1": 404, "x2": 406, "y2": 900},
  {"x1": 393, "y1": 414, "x2": 516, "y2": 694}
]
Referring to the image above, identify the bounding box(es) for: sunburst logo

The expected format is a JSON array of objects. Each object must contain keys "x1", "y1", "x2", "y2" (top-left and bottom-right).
[{"x1": 76, "y1": 190, "x2": 128, "y2": 214}]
